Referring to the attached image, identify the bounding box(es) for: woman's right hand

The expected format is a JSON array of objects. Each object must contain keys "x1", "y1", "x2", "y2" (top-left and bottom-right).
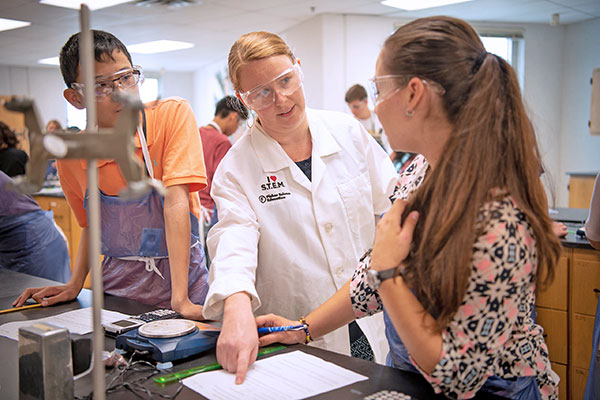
[
  {"x1": 256, "y1": 313, "x2": 306, "y2": 346},
  {"x1": 217, "y1": 292, "x2": 259, "y2": 385},
  {"x1": 12, "y1": 283, "x2": 81, "y2": 307},
  {"x1": 371, "y1": 199, "x2": 419, "y2": 270}
]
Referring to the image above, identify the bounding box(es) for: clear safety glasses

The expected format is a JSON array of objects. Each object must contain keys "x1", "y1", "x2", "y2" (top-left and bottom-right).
[
  {"x1": 368, "y1": 75, "x2": 445, "y2": 105},
  {"x1": 71, "y1": 65, "x2": 144, "y2": 98},
  {"x1": 238, "y1": 63, "x2": 303, "y2": 111}
]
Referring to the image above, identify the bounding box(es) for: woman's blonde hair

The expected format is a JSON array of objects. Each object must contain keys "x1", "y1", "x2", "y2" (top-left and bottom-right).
[{"x1": 228, "y1": 31, "x2": 295, "y2": 91}]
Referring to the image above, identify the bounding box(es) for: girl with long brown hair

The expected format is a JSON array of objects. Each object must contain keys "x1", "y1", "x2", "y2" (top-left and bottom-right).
[{"x1": 258, "y1": 16, "x2": 562, "y2": 399}]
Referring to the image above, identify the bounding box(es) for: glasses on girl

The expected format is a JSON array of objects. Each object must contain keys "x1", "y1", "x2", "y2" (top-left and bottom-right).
[{"x1": 369, "y1": 75, "x2": 445, "y2": 105}]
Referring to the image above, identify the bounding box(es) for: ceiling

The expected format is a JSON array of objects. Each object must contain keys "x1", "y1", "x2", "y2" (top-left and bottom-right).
[{"x1": 1, "y1": 0, "x2": 599, "y2": 72}]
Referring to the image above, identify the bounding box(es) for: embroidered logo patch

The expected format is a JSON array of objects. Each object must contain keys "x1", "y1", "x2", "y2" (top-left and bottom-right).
[
  {"x1": 261, "y1": 175, "x2": 285, "y2": 190},
  {"x1": 259, "y1": 175, "x2": 290, "y2": 203}
]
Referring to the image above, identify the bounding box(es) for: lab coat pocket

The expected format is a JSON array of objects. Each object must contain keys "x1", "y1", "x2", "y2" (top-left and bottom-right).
[{"x1": 337, "y1": 172, "x2": 375, "y2": 245}]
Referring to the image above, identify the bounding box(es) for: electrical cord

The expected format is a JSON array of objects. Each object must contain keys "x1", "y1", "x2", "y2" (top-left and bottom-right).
[{"x1": 75, "y1": 350, "x2": 183, "y2": 399}]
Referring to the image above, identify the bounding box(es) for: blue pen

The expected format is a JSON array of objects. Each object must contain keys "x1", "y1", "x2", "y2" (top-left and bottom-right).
[{"x1": 257, "y1": 324, "x2": 306, "y2": 334}]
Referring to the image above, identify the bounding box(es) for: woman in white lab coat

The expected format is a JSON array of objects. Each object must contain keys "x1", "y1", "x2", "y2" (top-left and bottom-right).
[{"x1": 202, "y1": 31, "x2": 397, "y2": 383}]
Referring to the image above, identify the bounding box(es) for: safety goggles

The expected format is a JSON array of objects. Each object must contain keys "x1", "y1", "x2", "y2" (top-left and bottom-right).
[
  {"x1": 368, "y1": 75, "x2": 445, "y2": 105},
  {"x1": 71, "y1": 65, "x2": 144, "y2": 98},
  {"x1": 237, "y1": 63, "x2": 303, "y2": 111}
]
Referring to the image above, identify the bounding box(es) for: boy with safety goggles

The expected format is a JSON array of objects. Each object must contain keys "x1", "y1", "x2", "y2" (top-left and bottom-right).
[{"x1": 14, "y1": 30, "x2": 209, "y2": 320}]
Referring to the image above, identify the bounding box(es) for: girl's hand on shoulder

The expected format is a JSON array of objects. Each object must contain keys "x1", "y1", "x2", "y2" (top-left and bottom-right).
[{"x1": 371, "y1": 199, "x2": 419, "y2": 271}]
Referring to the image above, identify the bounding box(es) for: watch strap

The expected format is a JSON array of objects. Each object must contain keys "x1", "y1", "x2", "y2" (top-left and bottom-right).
[{"x1": 378, "y1": 267, "x2": 398, "y2": 282}]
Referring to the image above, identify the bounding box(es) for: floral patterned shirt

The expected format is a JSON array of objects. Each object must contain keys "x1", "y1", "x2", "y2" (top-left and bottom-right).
[{"x1": 350, "y1": 155, "x2": 559, "y2": 399}]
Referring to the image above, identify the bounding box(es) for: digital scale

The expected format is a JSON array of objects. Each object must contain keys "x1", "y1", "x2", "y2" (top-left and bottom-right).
[{"x1": 115, "y1": 320, "x2": 220, "y2": 363}]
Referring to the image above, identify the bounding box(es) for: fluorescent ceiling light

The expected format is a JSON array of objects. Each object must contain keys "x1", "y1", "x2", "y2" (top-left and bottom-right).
[
  {"x1": 40, "y1": 0, "x2": 132, "y2": 11},
  {"x1": 381, "y1": 0, "x2": 474, "y2": 10},
  {"x1": 0, "y1": 18, "x2": 31, "y2": 32},
  {"x1": 127, "y1": 40, "x2": 194, "y2": 54},
  {"x1": 38, "y1": 57, "x2": 60, "y2": 66}
]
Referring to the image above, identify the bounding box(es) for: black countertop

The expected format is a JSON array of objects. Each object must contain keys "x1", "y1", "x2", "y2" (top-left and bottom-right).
[
  {"x1": 550, "y1": 208, "x2": 594, "y2": 250},
  {"x1": 32, "y1": 187, "x2": 65, "y2": 198},
  {"x1": 565, "y1": 171, "x2": 598, "y2": 177},
  {"x1": 0, "y1": 270, "x2": 505, "y2": 400}
]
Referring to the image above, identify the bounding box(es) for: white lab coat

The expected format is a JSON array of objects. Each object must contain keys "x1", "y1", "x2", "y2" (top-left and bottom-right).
[{"x1": 203, "y1": 108, "x2": 397, "y2": 363}]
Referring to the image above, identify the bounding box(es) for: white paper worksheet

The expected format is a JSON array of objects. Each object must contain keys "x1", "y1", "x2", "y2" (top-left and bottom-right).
[
  {"x1": 183, "y1": 350, "x2": 368, "y2": 400},
  {"x1": 0, "y1": 307, "x2": 129, "y2": 340}
]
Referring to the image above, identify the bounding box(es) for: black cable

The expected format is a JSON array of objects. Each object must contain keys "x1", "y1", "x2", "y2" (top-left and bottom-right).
[{"x1": 76, "y1": 350, "x2": 183, "y2": 400}]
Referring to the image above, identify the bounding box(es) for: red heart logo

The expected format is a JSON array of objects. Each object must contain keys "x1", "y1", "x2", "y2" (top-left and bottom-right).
[{"x1": 270, "y1": 176, "x2": 277, "y2": 182}]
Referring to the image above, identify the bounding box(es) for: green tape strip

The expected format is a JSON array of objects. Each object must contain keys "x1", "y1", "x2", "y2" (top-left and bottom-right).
[{"x1": 153, "y1": 344, "x2": 287, "y2": 385}]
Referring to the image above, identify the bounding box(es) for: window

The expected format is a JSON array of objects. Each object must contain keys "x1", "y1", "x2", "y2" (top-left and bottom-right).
[
  {"x1": 479, "y1": 32, "x2": 524, "y2": 87},
  {"x1": 139, "y1": 77, "x2": 159, "y2": 103},
  {"x1": 66, "y1": 77, "x2": 160, "y2": 130},
  {"x1": 66, "y1": 103, "x2": 86, "y2": 131},
  {"x1": 481, "y1": 36, "x2": 512, "y2": 63}
]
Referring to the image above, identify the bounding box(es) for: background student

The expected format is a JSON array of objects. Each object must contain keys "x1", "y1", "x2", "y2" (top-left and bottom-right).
[
  {"x1": 0, "y1": 121, "x2": 28, "y2": 177},
  {"x1": 345, "y1": 83, "x2": 392, "y2": 154},
  {"x1": 0, "y1": 170, "x2": 71, "y2": 283},
  {"x1": 198, "y1": 95, "x2": 248, "y2": 224},
  {"x1": 14, "y1": 30, "x2": 209, "y2": 320}
]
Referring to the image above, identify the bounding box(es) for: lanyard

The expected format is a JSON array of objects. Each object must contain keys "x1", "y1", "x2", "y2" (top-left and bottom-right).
[{"x1": 136, "y1": 108, "x2": 156, "y2": 181}]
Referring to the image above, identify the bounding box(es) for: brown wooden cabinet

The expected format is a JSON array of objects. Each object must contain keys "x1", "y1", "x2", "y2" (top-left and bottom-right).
[
  {"x1": 536, "y1": 254, "x2": 570, "y2": 398},
  {"x1": 32, "y1": 194, "x2": 92, "y2": 288},
  {"x1": 567, "y1": 172, "x2": 597, "y2": 209},
  {"x1": 536, "y1": 246, "x2": 600, "y2": 399}
]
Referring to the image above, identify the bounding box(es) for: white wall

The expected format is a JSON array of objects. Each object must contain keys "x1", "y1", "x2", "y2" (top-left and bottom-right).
[
  {"x1": 0, "y1": 65, "x2": 67, "y2": 128},
  {"x1": 282, "y1": 14, "x2": 397, "y2": 112},
  {"x1": 192, "y1": 59, "x2": 229, "y2": 127},
  {"x1": 160, "y1": 71, "x2": 194, "y2": 105},
  {"x1": 282, "y1": 15, "x2": 325, "y2": 110},
  {"x1": 520, "y1": 24, "x2": 566, "y2": 207},
  {"x1": 559, "y1": 18, "x2": 600, "y2": 206}
]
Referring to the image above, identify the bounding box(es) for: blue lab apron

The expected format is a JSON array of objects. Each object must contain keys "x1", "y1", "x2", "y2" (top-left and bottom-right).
[
  {"x1": 584, "y1": 297, "x2": 600, "y2": 400},
  {"x1": 383, "y1": 309, "x2": 542, "y2": 399},
  {"x1": 82, "y1": 118, "x2": 208, "y2": 307},
  {"x1": 0, "y1": 210, "x2": 71, "y2": 283}
]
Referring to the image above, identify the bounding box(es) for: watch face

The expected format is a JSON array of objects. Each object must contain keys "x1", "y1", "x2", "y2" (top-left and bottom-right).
[{"x1": 367, "y1": 269, "x2": 380, "y2": 289}]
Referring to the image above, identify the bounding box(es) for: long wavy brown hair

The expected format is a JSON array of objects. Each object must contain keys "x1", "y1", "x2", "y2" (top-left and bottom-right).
[{"x1": 382, "y1": 16, "x2": 562, "y2": 332}]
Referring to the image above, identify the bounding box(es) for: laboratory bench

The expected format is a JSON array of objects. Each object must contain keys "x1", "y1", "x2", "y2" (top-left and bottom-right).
[
  {"x1": 536, "y1": 207, "x2": 599, "y2": 399},
  {"x1": 0, "y1": 269, "x2": 506, "y2": 400}
]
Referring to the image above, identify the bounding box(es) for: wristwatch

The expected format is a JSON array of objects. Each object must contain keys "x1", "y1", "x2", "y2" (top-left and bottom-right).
[{"x1": 366, "y1": 267, "x2": 398, "y2": 290}]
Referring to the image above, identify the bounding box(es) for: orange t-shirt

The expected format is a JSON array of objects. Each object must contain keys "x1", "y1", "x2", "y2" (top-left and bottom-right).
[{"x1": 57, "y1": 97, "x2": 207, "y2": 228}]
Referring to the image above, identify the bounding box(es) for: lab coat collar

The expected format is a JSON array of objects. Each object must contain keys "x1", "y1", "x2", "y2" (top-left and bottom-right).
[
  {"x1": 250, "y1": 108, "x2": 341, "y2": 174},
  {"x1": 207, "y1": 121, "x2": 223, "y2": 134}
]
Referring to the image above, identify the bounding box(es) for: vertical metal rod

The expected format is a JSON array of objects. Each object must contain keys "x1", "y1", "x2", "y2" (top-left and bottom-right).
[
  {"x1": 87, "y1": 161, "x2": 104, "y2": 400},
  {"x1": 80, "y1": 5, "x2": 97, "y2": 133},
  {"x1": 79, "y1": 5, "x2": 105, "y2": 400}
]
